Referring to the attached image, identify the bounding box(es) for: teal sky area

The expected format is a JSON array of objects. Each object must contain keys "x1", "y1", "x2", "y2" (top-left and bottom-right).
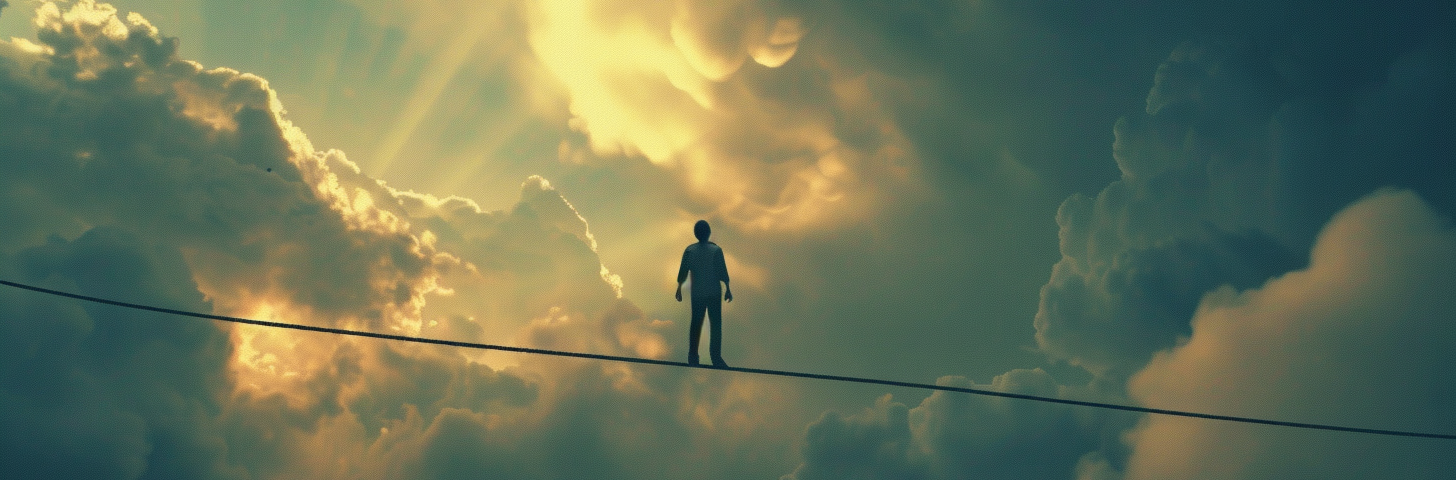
[{"x1": 1, "y1": 0, "x2": 1453, "y2": 478}]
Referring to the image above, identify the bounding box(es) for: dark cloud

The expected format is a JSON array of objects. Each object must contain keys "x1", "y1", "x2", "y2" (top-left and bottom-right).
[
  {"x1": 792, "y1": 1, "x2": 1453, "y2": 477},
  {"x1": 1035, "y1": 20, "x2": 1454, "y2": 378},
  {"x1": 1011, "y1": 2, "x2": 1455, "y2": 475},
  {"x1": 787, "y1": 395, "x2": 930, "y2": 480},
  {"x1": 1, "y1": 227, "x2": 243, "y2": 478},
  {"x1": 785, "y1": 369, "x2": 1108, "y2": 480},
  {"x1": 1038, "y1": 224, "x2": 1301, "y2": 378}
]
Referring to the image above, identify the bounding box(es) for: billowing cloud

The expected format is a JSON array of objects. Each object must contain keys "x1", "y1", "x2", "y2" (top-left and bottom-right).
[
  {"x1": 0, "y1": 2, "x2": 800, "y2": 478},
  {"x1": 1035, "y1": 33, "x2": 1455, "y2": 380},
  {"x1": 1026, "y1": 13, "x2": 1454, "y2": 473},
  {"x1": 0, "y1": 227, "x2": 243, "y2": 478},
  {"x1": 784, "y1": 369, "x2": 1112, "y2": 480},
  {"x1": 342, "y1": 0, "x2": 916, "y2": 231},
  {"x1": 1034, "y1": 41, "x2": 1308, "y2": 379},
  {"x1": 6, "y1": 1, "x2": 1454, "y2": 478},
  {"x1": 779, "y1": 3, "x2": 1455, "y2": 476},
  {"x1": 0, "y1": 1, "x2": 508, "y2": 475},
  {"x1": 1121, "y1": 189, "x2": 1456, "y2": 479},
  {"x1": 527, "y1": 0, "x2": 919, "y2": 231}
]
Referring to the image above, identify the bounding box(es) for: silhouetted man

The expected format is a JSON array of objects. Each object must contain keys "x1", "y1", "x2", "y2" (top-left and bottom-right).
[{"x1": 676, "y1": 220, "x2": 732, "y2": 367}]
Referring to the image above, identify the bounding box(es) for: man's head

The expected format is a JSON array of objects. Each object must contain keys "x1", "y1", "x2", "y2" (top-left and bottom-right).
[{"x1": 694, "y1": 220, "x2": 711, "y2": 242}]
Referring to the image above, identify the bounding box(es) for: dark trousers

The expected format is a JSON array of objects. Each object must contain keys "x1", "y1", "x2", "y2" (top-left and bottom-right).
[{"x1": 688, "y1": 296, "x2": 723, "y2": 364}]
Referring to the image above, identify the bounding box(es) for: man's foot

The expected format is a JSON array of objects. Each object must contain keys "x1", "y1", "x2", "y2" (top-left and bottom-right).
[
  {"x1": 687, "y1": 355, "x2": 699, "y2": 366},
  {"x1": 711, "y1": 358, "x2": 729, "y2": 369}
]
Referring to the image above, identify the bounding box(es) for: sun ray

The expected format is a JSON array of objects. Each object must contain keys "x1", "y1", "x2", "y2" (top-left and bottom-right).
[{"x1": 369, "y1": 6, "x2": 499, "y2": 178}]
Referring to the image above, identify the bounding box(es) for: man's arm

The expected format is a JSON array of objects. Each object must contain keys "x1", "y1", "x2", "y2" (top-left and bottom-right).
[
  {"x1": 676, "y1": 248, "x2": 690, "y2": 302},
  {"x1": 717, "y1": 248, "x2": 732, "y2": 302}
]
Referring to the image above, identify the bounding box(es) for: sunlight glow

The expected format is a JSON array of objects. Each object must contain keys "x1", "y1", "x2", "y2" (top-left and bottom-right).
[
  {"x1": 528, "y1": 0, "x2": 714, "y2": 163},
  {"x1": 370, "y1": 6, "x2": 501, "y2": 177},
  {"x1": 521, "y1": 0, "x2": 916, "y2": 232},
  {"x1": 231, "y1": 304, "x2": 315, "y2": 402}
]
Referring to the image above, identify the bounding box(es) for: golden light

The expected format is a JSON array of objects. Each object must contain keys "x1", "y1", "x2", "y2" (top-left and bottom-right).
[
  {"x1": 529, "y1": 0, "x2": 711, "y2": 163},
  {"x1": 230, "y1": 303, "x2": 316, "y2": 402},
  {"x1": 522, "y1": 0, "x2": 919, "y2": 232},
  {"x1": 369, "y1": 6, "x2": 502, "y2": 178}
]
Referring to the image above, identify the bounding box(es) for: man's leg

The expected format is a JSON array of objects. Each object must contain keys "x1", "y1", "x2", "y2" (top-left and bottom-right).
[
  {"x1": 707, "y1": 299, "x2": 725, "y2": 367},
  {"x1": 688, "y1": 298, "x2": 708, "y2": 364}
]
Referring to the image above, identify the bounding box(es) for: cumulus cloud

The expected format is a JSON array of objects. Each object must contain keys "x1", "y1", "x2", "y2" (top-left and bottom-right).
[
  {"x1": 1121, "y1": 189, "x2": 1456, "y2": 479},
  {"x1": 389, "y1": 175, "x2": 627, "y2": 338},
  {"x1": 1034, "y1": 41, "x2": 1298, "y2": 379},
  {"x1": 1035, "y1": 31, "x2": 1455, "y2": 380},
  {"x1": 5, "y1": 1, "x2": 1451, "y2": 478},
  {"x1": 784, "y1": 369, "x2": 1111, "y2": 480},
  {"x1": 0, "y1": 2, "x2": 802, "y2": 478},
  {"x1": 0, "y1": 227, "x2": 243, "y2": 478},
  {"x1": 0, "y1": 1, "x2": 510, "y2": 475}
]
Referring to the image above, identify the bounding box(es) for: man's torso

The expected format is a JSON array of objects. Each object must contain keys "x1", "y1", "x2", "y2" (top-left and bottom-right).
[{"x1": 684, "y1": 242, "x2": 723, "y2": 299}]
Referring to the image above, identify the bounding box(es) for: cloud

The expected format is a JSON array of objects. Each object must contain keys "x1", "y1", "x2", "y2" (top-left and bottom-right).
[
  {"x1": 387, "y1": 175, "x2": 630, "y2": 343},
  {"x1": 1019, "y1": 5, "x2": 1452, "y2": 475},
  {"x1": 0, "y1": 227, "x2": 244, "y2": 478},
  {"x1": 785, "y1": 394, "x2": 930, "y2": 480},
  {"x1": 4, "y1": 1, "x2": 1450, "y2": 478},
  {"x1": 0, "y1": 1, "x2": 504, "y2": 475},
  {"x1": 1121, "y1": 189, "x2": 1456, "y2": 479},
  {"x1": 0, "y1": 2, "x2": 810, "y2": 478},
  {"x1": 670, "y1": 1, "x2": 806, "y2": 79},
  {"x1": 751, "y1": 2, "x2": 1454, "y2": 478},
  {"x1": 526, "y1": 0, "x2": 921, "y2": 231},
  {"x1": 1034, "y1": 41, "x2": 1302, "y2": 379},
  {"x1": 784, "y1": 369, "x2": 1110, "y2": 480},
  {"x1": 790, "y1": 192, "x2": 1456, "y2": 480},
  {"x1": 1037, "y1": 223, "x2": 1301, "y2": 379},
  {"x1": 1035, "y1": 30, "x2": 1455, "y2": 380}
]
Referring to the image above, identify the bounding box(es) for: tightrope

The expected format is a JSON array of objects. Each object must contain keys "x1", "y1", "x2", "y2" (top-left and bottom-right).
[{"x1": 3, "y1": 279, "x2": 1452, "y2": 440}]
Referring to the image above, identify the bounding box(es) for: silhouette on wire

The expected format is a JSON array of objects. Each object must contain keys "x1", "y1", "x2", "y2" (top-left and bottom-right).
[
  {"x1": 2, "y1": 278, "x2": 1453, "y2": 441},
  {"x1": 677, "y1": 220, "x2": 732, "y2": 368}
]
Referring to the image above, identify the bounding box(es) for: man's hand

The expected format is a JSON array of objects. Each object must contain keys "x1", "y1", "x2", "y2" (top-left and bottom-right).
[
  {"x1": 724, "y1": 289, "x2": 733, "y2": 303},
  {"x1": 675, "y1": 286, "x2": 682, "y2": 302}
]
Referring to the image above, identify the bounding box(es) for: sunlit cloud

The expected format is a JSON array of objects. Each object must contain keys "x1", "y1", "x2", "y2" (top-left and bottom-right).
[
  {"x1": 3, "y1": 3, "x2": 775, "y2": 476},
  {"x1": 528, "y1": 0, "x2": 712, "y2": 161},
  {"x1": 1123, "y1": 190, "x2": 1456, "y2": 478},
  {"x1": 526, "y1": 0, "x2": 919, "y2": 231}
]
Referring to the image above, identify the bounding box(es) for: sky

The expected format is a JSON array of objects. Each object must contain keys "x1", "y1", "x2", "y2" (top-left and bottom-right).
[{"x1": 0, "y1": 0, "x2": 1452, "y2": 478}]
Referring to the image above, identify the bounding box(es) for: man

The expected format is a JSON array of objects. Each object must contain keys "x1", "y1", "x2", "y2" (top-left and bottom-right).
[{"x1": 676, "y1": 220, "x2": 732, "y2": 367}]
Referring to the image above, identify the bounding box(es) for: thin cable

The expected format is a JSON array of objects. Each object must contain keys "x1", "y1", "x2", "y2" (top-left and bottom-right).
[{"x1": 3, "y1": 278, "x2": 1452, "y2": 440}]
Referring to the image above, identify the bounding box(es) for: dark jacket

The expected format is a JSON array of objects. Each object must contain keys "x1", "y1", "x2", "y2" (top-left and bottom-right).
[{"x1": 678, "y1": 241, "x2": 729, "y2": 300}]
